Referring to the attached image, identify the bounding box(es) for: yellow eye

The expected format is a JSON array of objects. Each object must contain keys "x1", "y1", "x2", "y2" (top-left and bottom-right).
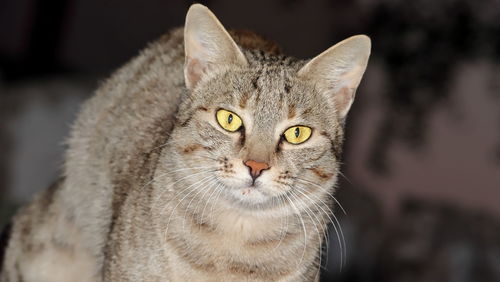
[
  {"x1": 216, "y1": 109, "x2": 243, "y2": 132},
  {"x1": 283, "y1": 126, "x2": 312, "y2": 144}
]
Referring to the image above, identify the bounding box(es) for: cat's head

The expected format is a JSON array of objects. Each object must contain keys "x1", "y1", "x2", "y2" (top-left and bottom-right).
[{"x1": 164, "y1": 4, "x2": 370, "y2": 211}]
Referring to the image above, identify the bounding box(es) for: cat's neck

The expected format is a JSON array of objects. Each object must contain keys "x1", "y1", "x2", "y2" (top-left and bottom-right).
[
  {"x1": 163, "y1": 195, "x2": 295, "y2": 243},
  {"x1": 148, "y1": 178, "x2": 322, "y2": 280}
]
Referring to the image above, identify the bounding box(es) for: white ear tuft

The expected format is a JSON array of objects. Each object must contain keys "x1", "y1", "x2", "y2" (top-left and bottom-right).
[
  {"x1": 298, "y1": 35, "x2": 371, "y2": 119},
  {"x1": 184, "y1": 4, "x2": 248, "y2": 89}
]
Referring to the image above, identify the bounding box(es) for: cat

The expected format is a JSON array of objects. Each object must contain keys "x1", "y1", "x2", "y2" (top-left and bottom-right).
[{"x1": 0, "y1": 4, "x2": 370, "y2": 282}]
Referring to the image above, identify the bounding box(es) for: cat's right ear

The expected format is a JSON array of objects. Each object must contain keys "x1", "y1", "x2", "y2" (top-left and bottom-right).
[
  {"x1": 184, "y1": 4, "x2": 248, "y2": 90},
  {"x1": 298, "y1": 35, "x2": 371, "y2": 120}
]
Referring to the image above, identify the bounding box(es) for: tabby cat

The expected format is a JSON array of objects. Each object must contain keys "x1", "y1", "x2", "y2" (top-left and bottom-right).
[{"x1": 0, "y1": 4, "x2": 370, "y2": 282}]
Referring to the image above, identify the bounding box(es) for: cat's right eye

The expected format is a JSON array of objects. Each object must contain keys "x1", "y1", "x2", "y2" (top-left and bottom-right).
[
  {"x1": 283, "y1": 126, "x2": 312, "y2": 144},
  {"x1": 216, "y1": 109, "x2": 243, "y2": 132}
]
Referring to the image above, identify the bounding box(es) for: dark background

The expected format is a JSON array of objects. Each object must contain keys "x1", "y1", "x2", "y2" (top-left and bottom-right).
[{"x1": 1, "y1": 0, "x2": 500, "y2": 281}]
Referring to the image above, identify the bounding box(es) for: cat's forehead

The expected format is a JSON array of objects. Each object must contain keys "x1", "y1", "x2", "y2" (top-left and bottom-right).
[
  {"x1": 217, "y1": 66, "x2": 322, "y2": 131},
  {"x1": 194, "y1": 61, "x2": 324, "y2": 126},
  {"x1": 235, "y1": 66, "x2": 316, "y2": 112}
]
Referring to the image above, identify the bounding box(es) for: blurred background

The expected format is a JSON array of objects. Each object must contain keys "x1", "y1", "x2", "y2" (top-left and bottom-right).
[{"x1": 1, "y1": 0, "x2": 499, "y2": 281}]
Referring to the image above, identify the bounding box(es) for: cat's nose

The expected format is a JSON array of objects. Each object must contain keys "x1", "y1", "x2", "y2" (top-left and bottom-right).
[{"x1": 244, "y1": 160, "x2": 270, "y2": 180}]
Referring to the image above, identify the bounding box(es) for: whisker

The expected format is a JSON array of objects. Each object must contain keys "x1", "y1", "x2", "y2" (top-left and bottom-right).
[
  {"x1": 163, "y1": 171, "x2": 217, "y2": 205},
  {"x1": 294, "y1": 178, "x2": 348, "y2": 270},
  {"x1": 337, "y1": 169, "x2": 352, "y2": 185},
  {"x1": 296, "y1": 177, "x2": 348, "y2": 216},
  {"x1": 181, "y1": 177, "x2": 218, "y2": 231},
  {"x1": 162, "y1": 175, "x2": 217, "y2": 239},
  {"x1": 162, "y1": 165, "x2": 219, "y2": 174},
  {"x1": 271, "y1": 195, "x2": 289, "y2": 252},
  {"x1": 153, "y1": 168, "x2": 219, "y2": 209},
  {"x1": 292, "y1": 184, "x2": 344, "y2": 272},
  {"x1": 199, "y1": 182, "x2": 224, "y2": 226},
  {"x1": 282, "y1": 193, "x2": 307, "y2": 268},
  {"x1": 295, "y1": 177, "x2": 348, "y2": 268},
  {"x1": 288, "y1": 190, "x2": 328, "y2": 278},
  {"x1": 137, "y1": 165, "x2": 217, "y2": 199},
  {"x1": 184, "y1": 153, "x2": 220, "y2": 162},
  {"x1": 148, "y1": 140, "x2": 171, "y2": 153},
  {"x1": 208, "y1": 183, "x2": 226, "y2": 228}
]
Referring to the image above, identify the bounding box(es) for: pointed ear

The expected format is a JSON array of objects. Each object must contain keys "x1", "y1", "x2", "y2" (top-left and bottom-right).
[
  {"x1": 298, "y1": 35, "x2": 371, "y2": 119},
  {"x1": 184, "y1": 4, "x2": 248, "y2": 89}
]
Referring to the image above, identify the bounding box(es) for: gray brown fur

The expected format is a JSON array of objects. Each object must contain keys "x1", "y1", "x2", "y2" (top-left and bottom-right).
[{"x1": 1, "y1": 4, "x2": 370, "y2": 282}]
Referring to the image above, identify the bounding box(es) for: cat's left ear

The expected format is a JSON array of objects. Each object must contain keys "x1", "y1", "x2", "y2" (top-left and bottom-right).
[
  {"x1": 298, "y1": 35, "x2": 371, "y2": 119},
  {"x1": 184, "y1": 4, "x2": 248, "y2": 90}
]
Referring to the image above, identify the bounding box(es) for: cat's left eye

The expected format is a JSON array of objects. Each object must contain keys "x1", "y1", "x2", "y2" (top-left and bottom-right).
[
  {"x1": 283, "y1": 126, "x2": 312, "y2": 144},
  {"x1": 216, "y1": 109, "x2": 243, "y2": 132}
]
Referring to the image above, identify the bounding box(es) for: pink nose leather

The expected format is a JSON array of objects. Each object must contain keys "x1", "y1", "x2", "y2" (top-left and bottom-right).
[{"x1": 244, "y1": 160, "x2": 270, "y2": 179}]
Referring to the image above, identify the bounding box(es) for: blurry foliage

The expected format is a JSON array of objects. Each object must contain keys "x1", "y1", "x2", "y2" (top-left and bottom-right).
[{"x1": 364, "y1": 0, "x2": 500, "y2": 173}]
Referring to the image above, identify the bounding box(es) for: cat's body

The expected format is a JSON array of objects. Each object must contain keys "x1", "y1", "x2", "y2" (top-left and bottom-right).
[{"x1": 1, "y1": 5, "x2": 370, "y2": 282}]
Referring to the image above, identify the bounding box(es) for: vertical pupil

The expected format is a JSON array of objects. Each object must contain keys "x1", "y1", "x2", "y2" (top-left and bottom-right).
[
  {"x1": 294, "y1": 127, "x2": 300, "y2": 138},
  {"x1": 228, "y1": 114, "x2": 233, "y2": 124}
]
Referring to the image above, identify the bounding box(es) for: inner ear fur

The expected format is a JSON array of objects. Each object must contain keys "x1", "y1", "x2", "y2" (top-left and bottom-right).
[{"x1": 298, "y1": 35, "x2": 371, "y2": 119}]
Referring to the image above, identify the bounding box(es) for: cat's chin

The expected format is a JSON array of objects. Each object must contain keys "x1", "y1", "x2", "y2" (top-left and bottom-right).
[
  {"x1": 231, "y1": 187, "x2": 267, "y2": 201},
  {"x1": 224, "y1": 186, "x2": 280, "y2": 210},
  {"x1": 216, "y1": 178, "x2": 283, "y2": 210}
]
